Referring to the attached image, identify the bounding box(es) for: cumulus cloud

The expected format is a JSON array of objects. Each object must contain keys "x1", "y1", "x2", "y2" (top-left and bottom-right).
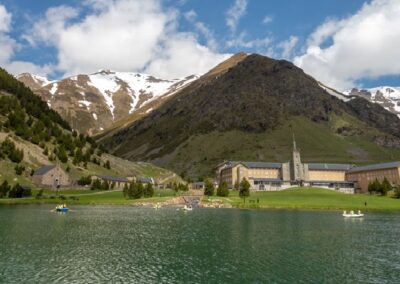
[
  {"x1": 226, "y1": 31, "x2": 272, "y2": 49},
  {"x1": 278, "y1": 36, "x2": 298, "y2": 59},
  {"x1": 0, "y1": 5, "x2": 50, "y2": 76},
  {"x1": 262, "y1": 15, "x2": 273, "y2": 25},
  {"x1": 226, "y1": 0, "x2": 248, "y2": 33},
  {"x1": 294, "y1": 0, "x2": 400, "y2": 90},
  {"x1": 26, "y1": 0, "x2": 227, "y2": 78}
]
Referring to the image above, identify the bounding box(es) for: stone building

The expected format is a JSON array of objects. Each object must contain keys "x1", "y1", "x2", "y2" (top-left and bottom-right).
[
  {"x1": 216, "y1": 137, "x2": 354, "y2": 193},
  {"x1": 346, "y1": 162, "x2": 400, "y2": 192},
  {"x1": 32, "y1": 165, "x2": 70, "y2": 188},
  {"x1": 92, "y1": 175, "x2": 132, "y2": 189}
]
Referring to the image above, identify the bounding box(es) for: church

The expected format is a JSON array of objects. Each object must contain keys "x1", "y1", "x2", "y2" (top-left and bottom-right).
[{"x1": 216, "y1": 137, "x2": 355, "y2": 193}]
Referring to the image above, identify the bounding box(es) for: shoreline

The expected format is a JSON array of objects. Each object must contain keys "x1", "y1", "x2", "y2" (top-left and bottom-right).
[{"x1": 1, "y1": 199, "x2": 400, "y2": 212}]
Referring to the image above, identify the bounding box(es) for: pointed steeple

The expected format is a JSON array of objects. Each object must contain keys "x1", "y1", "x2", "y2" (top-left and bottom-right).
[{"x1": 292, "y1": 133, "x2": 297, "y2": 151}]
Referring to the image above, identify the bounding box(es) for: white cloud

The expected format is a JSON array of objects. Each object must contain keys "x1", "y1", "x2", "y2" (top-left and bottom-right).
[
  {"x1": 0, "y1": 5, "x2": 11, "y2": 32},
  {"x1": 0, "y1": 5, "x2": 50, "y2": 76},
  {"x1": 184, "y1": 9, "x2": 218, "y2": 50},
  {"x1": 294, "y1": 0, "x2": 400, "y2": 90},
  {"x1": 226, "y1": 0, "x2": 248, "y2": 33},
  {"x1": 262, "y1": 15, "x2": 273, "y2": 25},
  {"x1": 226, "y1": 32, "x2": 272, "y2": 49},
  {"x1": 26, "y1": 0, "x2": 227, "y2": 78},
  {"x1": 278, "y1": 36, "x2": 298, "y2": 59}
]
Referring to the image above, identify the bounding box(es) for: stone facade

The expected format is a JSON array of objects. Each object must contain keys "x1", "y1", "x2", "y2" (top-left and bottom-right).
[
  {"x1": 346, "y1": 162, "x2": 400, "y2": 192},
  {"x1": 216, "y1": 137, "x2": 354, "y2": 193},
  {"x1": 216, "y1": 138, "x2": 400, "y2": 194},
  {"x1": 32, "y1": 165, "x2": 70, "y2": 187}
]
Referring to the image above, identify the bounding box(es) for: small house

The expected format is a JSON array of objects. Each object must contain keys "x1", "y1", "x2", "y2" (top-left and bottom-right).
[
  {"x1": 92, "y1": 175, "x2": 130, "y2": 189},
  {"x1": 32, "y1": 165, "x2": 70, "y2": 188},
  {"x1": 137, "y1": 177, "x2": 155, "y2": 185},
  {"x1": 190, "y1": 182, "x2": 205, "y2": 190}
]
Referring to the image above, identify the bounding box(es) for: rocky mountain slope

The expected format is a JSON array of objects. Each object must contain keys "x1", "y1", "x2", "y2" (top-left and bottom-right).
[
  {"x1": 100, "y1": 53, "x2": 400, "y2": 177},
  {"x1": 17, "y1": 71, "x2": 198, "y2": 135},
  {"x1": 344, "y1": 87, "x2": 400, "y2": 118},
  {"x1": 1, "y1": 68, "x2": 181, "y2": 185}
]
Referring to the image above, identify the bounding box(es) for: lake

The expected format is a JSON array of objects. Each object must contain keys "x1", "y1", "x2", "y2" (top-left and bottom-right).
[{"x1": 0, "y1": 205, "x2": 399, "y2": 283}]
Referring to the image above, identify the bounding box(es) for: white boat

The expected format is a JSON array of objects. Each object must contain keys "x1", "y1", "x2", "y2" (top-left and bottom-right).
[
  {"x1": 343, "y1": 210, "x2": 364, "y2": 218},
  {"x1": 182, "y1": 205, "x2": 193, "y2": 211},
  {"x1": 153, "y1": 203, "x2": 161, "y2": 209}
]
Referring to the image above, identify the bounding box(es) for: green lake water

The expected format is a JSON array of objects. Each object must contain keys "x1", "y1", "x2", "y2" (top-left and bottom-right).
[{"x1": 0, "y1": 205, "x2": 399, "y2": 283}]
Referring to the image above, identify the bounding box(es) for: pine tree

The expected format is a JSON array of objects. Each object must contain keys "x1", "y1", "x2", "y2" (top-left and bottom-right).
[
  {"x1": 217, "y1": 181, "x2": 229, "y2": 197},
  {"x1": 239, "y1": 178, "x2": 250, "y2": 201},
  {"x1": 204, "y1": 179, "x2": 215, "y2": 196},
  {"x1": 381, "y1": 177, "x2": 392, "y2": 196},
  {"x1": 144, "y1": 183, "x2": 154, "y2": 198},
  {"x1": 0, "y1": 181, "x2": 11, "y2": 198}
]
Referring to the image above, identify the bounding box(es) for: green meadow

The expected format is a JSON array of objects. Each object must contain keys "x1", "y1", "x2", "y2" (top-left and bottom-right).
[{"x1": 204, "y1": 188, "x2": 400, "y2": 211}]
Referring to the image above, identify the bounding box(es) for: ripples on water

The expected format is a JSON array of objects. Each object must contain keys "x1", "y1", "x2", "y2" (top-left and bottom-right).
[{"x1": 0, "y1": 205, "x2": 399, "y2": 283}]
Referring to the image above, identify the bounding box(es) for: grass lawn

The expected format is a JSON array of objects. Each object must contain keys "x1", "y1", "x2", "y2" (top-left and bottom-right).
[
  {"x1": 204, "y1": 187, "x2": 400, "y2": 211},
  {"x1": 0, "y1": 189, "x2": 179, "y2": 205}
]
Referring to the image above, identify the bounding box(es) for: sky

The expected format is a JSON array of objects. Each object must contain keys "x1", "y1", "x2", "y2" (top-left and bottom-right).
[{"x1": 0, "y1": 0, "x2": 399, "y2": 91}]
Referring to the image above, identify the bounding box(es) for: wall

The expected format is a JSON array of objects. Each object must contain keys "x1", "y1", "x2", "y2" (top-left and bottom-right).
[
  {"x1": 34, "y1": 167, "x2": 70, "y2": 187},
  {"x1": 346, "y1": 167, "x2": 400, "y2": 192},
  {"x1": 309, "y1": 170, "x2": 346, "y2": 182}
]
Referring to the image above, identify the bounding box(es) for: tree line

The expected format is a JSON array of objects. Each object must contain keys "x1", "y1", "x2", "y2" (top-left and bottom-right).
[{"x1": 204, "y1": 177, "x2": 250, "y2": 200}]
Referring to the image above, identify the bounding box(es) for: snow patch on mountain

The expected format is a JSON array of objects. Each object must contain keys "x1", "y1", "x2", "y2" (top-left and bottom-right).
[
  {"x1": 49, "y1": 83, "x2": 58, "y2": 96},
  {"x1": 344, "y1": 86, "x2": 400, "y2": 118},
  {"x1": 318, "y1": 83, "x2": 353, "y2": 102}
]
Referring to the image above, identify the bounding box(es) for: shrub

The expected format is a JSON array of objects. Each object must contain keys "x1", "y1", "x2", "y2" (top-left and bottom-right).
[
  {"x1": 144, "y1": 183, "x2": 154, "y2": 198},
  {"x1": 78, "y1": 175, "x2": 92, "y2": 186},
  {"x1": 204, "y1": 179, "x2": 215, "y2": 196},
  {"x1": 14, "y1": 164, "x2": 25, "y2": 175},
  {"x1": 239, "y1": 178, "x2": 250, "y2": 200},
  {"x1": 217, "y1": 181, "x2": 229, "y2": 197},
  {"x1": 0, "y1": 181, "x2": 11, "y2": 198},
  {"x1": 35, "y1": 189, "x2": 44, "y2": 199}
]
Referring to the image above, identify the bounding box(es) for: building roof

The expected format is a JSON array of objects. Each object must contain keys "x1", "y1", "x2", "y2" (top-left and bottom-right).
[
  {"x1": 250, "y1": 178, "x2": 283, "y2": 182},
  {"x1": 307, "y1": 180, "x2": 354, "y2": 184},
  {"x1": 138, "y1": 177, "x2": 154, "y2": 183},
  {"x1": 308, "y1": 163, "x2": 353, "y2": 171},
  {"x1": 218, "y1": 161, "x2": 283, "y2": 170},
  {"x1": 347, "y1": 161, "x2": 400, "y2": 173},
  {"x1": 98, "y1": 175, "x2": 128, "y2": 182},
  {"x1": 242, "y1": 162, "x2": 282, "y2": 169},
  {"x1": 33, "y1": 165, "x2": 56, "y2": 176}
]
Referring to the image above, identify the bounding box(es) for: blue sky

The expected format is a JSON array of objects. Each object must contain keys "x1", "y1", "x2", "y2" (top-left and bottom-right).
[{"x1": 0, "y1": 0, "x2": 399, "y2": 90}]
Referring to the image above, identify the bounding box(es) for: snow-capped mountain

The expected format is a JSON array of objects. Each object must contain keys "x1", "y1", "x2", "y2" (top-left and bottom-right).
[
  {"x1": 17, "y1": 71, "x2": 199, "y2": 135},
  {"x1": 344, "y1": 87, "x2": 400, "y2": 118}
]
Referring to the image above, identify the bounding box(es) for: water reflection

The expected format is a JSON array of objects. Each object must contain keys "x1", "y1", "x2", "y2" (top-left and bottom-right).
[{"x1": 0, "y1": 206, "x2": 398, "y2": 283}]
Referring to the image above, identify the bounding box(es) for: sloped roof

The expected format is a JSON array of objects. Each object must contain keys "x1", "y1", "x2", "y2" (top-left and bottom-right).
[
  {"x1": 308, "y1": 163, "x2": 353, "y2": 171},
  {"x1": 347, "y1": 161, "x2": 400, "y2": 173},
  {"x1": 138, "y1": 177, "x2": 154, "y2": 183},
  {"x1": 250, "y1": 178, "x2": 283, "y2": 182},
  {"x1": 242, "y1": 162, "x2": 282, "y2": 169},
  {"x1": 98, "y1": 175, "x2": 128, "y2": 182},
  {"x1": 33, "y1": 165, "x2": 56, "y2": 176}
]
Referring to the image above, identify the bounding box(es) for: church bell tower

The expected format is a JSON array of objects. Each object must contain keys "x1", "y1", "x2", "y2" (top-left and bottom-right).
[{"x1": 290, "y1": 134, "x2": 305, "y2": 182}]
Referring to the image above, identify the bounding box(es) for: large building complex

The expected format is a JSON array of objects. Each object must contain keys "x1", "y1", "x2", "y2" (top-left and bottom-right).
[
  {"x1": 216, "y1": 138, "x2": 400, "y2": 193},
  {"x1": 346, "y1": 162, "x2": 400, "y2": 192}
]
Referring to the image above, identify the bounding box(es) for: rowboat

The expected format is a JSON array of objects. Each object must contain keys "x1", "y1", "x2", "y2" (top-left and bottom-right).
[
  {"x1": 343, "y1": 210, "x2": 364, "y2": 218},
  {"x1": 55, "y1": 204, "x2": 69, "y2": 213}
]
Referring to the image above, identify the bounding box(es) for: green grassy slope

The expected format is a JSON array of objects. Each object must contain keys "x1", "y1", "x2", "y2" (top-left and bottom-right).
[
  {"x1": 149, "y1": 116, "x2": 400, "y2": 177},
  {"x1": 205, "y1": 188, "x2": 400, "y2": 211}
]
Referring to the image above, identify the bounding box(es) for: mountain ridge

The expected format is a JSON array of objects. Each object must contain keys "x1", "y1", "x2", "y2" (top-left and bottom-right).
[
  {"x1": 17, "y1": 71, "x2": 199, "y2": 135},
  {"x1": 99, "y1": 53, "x2": 400, "y2": 177}
]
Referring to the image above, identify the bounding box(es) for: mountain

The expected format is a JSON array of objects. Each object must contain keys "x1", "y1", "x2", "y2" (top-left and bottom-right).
[
  {"x1": 17, "y1": 71, "x2": 198, "y2": 135},
  {"x1": 100, "y1": 53, "x2": 400, "y2": 178},
  {"x1": 344, "y1": 87, "x2": 400, "y2": 118},
  {"x1": 1, "y1": 68, "x2": 181, "y2": 186}
]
